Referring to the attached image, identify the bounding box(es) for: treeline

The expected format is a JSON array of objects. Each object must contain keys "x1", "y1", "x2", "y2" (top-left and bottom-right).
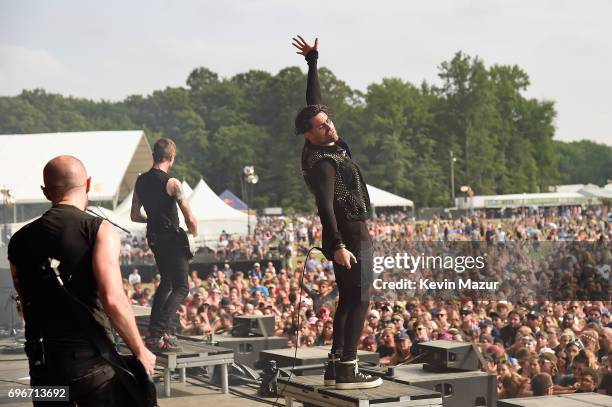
[{"x1": 0, "y1": 51, "x2": 609, "y2": 210}]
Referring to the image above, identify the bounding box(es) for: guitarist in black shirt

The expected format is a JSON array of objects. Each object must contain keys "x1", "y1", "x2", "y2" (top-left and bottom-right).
[
  {"x1": 8, "y1": 155, "x2": 156, "y2": 405},
  {"x1": 131, "y1": 138, "x2": 198, "y2": 352}
]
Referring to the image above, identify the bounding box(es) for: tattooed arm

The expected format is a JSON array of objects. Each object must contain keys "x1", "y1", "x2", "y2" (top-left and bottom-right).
[{"x1": 167, "y1": 178, "x2": 198, "y2": 236}]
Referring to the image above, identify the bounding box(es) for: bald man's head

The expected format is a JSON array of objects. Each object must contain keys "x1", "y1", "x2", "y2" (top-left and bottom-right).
[{"x1": 42, "y1": 155, "x2": 90, "y2": 203}]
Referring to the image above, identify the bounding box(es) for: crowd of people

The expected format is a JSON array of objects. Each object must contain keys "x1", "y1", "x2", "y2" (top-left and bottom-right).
[{"x1": 121, "y1": 204, "x2": 611, "y2": 399}]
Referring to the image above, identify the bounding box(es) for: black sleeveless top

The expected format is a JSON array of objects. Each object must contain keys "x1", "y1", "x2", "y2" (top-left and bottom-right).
[
  {"x1": 135, "y1": 168, "x2": 179, "y2": 234},
  {"x1": 8, "y1": 204, "x2": 112, "y2": 344}
]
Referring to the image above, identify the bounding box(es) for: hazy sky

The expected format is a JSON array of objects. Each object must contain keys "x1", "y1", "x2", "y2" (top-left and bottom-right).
[{"x1": 1, "y1": 0, "x2": 611, "y2": 145}]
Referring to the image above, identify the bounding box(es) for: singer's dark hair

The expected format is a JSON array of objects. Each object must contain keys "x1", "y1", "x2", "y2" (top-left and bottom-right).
[{"x1": 294, "y1": 104, "x2": 330, "y2": 135}]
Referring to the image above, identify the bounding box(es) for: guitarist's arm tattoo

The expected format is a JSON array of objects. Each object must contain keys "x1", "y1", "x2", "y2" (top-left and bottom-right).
[
  {"x1": 167, "y1": 178, "x2": 198, "y2": 236},
  {"x1": 167, "y1": 178, "x2": 186, "y2": 203}
]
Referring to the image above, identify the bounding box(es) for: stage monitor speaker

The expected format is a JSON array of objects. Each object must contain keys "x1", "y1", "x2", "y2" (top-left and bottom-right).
[
  {"x1": 417, "y1": 340, "x2": 481, "y2": 372},
  {"x1": 215, "y1": 335, "x2": 288, "y2": 368},
  {"x1": 232, "y1": 315, "x2": 275, "y2": 337},
  {"x1": 390, "y1": 363, "x2": 497, "y2": 407}
]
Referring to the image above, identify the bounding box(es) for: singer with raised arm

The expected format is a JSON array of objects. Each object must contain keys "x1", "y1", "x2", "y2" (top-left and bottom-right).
[
  {"x1": 292, "y1": 35, "x2": 381, "y2": 389},
  {"x1": 131, "y1": 137, "x2": 198, "y2": 352}
]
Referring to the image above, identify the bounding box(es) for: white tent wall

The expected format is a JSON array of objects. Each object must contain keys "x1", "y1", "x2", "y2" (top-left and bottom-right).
[
  {"x1": 114, "y1": 191, "x2": 133, "y2": 216},
  {"x1": 181, "y1": 181, "x2": 194, "y2": 198},
  {"x1": 86, "y1": 205, "x2": 146, "y2": 236},
  {"x1": 188, "y1": 179, "x2": 256, "y2": 244},
  {"x1": 0, "y1": 131, "x2": 152, "y2": 224},
  {"x1": 366, "y1": 184, "x2": 414, "y2": 208}
]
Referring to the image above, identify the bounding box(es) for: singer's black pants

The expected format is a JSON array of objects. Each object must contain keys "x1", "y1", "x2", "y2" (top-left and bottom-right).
[{"x1": 330, "y1": 245, "x2": 373, "y2": 361}]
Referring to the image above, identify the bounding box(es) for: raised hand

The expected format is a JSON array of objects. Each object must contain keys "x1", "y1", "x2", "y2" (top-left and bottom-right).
[{"x1": 292, "y1": 35, "x2": 319, "y2": 56}]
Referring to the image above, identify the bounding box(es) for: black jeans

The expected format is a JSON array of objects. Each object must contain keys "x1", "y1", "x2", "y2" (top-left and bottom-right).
[
  {"x1": 148, "y1": 231, "x2": 189, "y2": 338},
  {"x1": 28, "y1": 342, "x2": 132, "y2": 406},
  {"x1": 330, "y1": 246, "x2": 373, "y2": 361}
]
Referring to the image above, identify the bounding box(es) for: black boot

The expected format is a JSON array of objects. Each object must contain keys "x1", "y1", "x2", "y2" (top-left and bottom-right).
[
  {"x1": 324, "y1": 353, "x2": 339, "y2": 387},
  {"x1": 335, "y1": 358, "x2": 382, "y2": 390}
]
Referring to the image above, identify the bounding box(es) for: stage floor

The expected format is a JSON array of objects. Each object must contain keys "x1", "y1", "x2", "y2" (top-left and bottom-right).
[{"x1": 0, "y1": 337, "x2": 269, "y2": 407}]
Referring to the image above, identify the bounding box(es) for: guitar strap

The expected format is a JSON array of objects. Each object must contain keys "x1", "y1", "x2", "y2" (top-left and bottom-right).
[{"x1": 45, "y1": 259, "x2": 158, "y2": 407}]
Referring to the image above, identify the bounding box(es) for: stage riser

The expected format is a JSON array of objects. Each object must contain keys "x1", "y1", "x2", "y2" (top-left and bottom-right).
[{"x1": 278, "y1": 375, "x2": 442, "y2": 407}]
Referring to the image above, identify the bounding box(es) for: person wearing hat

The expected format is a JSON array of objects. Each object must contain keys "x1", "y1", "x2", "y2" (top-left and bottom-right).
[
  {"x1": 367, "y1": 310, "x2": 381, "y2": 332},
  {"x1": 380, "y1": 304, "x2": 393, "y2": 319},
  {"x1": 248, "y1": 262, "x2": 263, "y2": 280},
  {"x1": 390, "y1": 331, "x2": 413, "y2": 365},
  {"x1": 392, "y1": 314, "x2": 407, "y2": 336},
  {"x1": 538, "y1": 352, "x2": 561, "y2": 385},
  {"x1": 495, "y1": 301, "x2": 512, "y2": 319}
]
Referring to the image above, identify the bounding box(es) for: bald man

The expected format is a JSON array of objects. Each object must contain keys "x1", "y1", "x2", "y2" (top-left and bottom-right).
[{"x1": 8, "y1": 155, "x2": 156, "y2": 405}]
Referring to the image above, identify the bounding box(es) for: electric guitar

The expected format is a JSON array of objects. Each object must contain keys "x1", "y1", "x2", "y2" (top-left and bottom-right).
[
  {"x1": 46, "y1": 259, "x2": 158, "y2": 407},
  {"x1": 178, "y1": 228, "x2": 196, "y2": 259}
]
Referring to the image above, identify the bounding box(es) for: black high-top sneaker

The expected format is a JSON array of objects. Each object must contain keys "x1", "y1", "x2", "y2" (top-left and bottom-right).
[
  {"x1": 324, "y1": 353, "x2": 339, "y2": 387},
  {"x1": 335, "y1": 358, "x2": 383, "y2": 390}
]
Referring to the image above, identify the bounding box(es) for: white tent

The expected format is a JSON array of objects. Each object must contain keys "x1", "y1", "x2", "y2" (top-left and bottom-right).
[
  {"x1": 181, "y1": 180, "x2": 193, "y2": 198},
  {"x1": 577, "y1": 184, "x2": 612, "y2": 199},
  {"x1": 188, "y1": 179, "x2": 256, "y2": 243},
  {"x1": 366, "y1": 184, "x2": 414, "y2": 208},
  {"x1": 0, "y1": 131, "x2": 152, "y2": 205},
  {"x1": 455, "y1": 192, "x2": 594, "y2": 209},
  {"x1": 114, "y1": 191, "x2": 133, "y2": 216},
  {"x1": 86, "y1": 205, "x2": 146, "y2": 235}
]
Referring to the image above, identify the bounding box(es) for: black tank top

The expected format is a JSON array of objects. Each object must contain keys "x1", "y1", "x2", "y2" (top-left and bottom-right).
[
  {"x1": 7, "y1": 204, "x2": 112, "y2": 344},
  {"x1": 135, "y1": 168, "x2": 179, "y2": 233}
]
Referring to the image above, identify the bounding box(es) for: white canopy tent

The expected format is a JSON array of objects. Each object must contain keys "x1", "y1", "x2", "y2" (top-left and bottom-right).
[
  {"x1": 0, "y1": 131, "x2": 152, "y2": 205},
  {"x1": 455, "y1": 191, "x2": 595, "y2": 209},
  {"x1": 577, "y1": 184, "x2": 612, "y2": 199},
  {"x1": 181, "y1": 180, "x2": 193, "y2": 198},
  {"x1": 113, "y1": 191, "x2": 133, "y2": 216},
  {"x1": 188, "y1": 179, "x2": 256, "y2": 243},
  {"x1": 0, "y1": 130, "x2": 152, "y2": 224},
  {"x1": 366, "y1": 184, "x2": 414, "y2": 208},
  {"x1": 86, "y1": 205, "x2": 146, "y2": 236}
]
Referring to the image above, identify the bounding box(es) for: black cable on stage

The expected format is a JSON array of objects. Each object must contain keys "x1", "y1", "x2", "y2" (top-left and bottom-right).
[{"x1": 272, "y1": 246, "x2": 322, "y2": 407}]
